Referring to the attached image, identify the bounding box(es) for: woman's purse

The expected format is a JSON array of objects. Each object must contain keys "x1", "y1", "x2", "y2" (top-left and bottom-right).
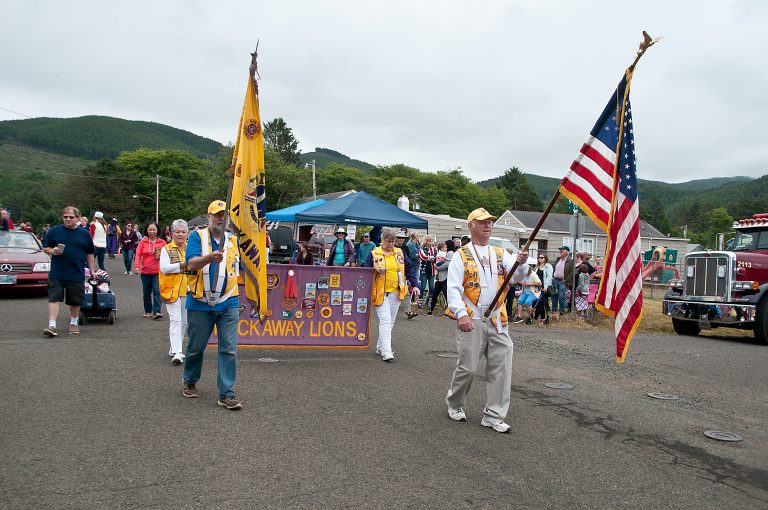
[{"x1": 547, "y1": 284, "x2": 559, "y2": 297}]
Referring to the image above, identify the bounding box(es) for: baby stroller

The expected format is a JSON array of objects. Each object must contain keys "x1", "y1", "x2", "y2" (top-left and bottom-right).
[{"x1": 79, "y1": 269, "x2": 117, "y2": 325}]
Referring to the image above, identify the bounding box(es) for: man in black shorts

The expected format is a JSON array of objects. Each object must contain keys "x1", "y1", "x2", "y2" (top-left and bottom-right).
[{"x1": 42, "y1": 206, "x2": 97, "y2": 336}]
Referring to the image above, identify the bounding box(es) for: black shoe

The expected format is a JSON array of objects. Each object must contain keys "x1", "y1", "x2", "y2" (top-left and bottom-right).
[
  {"x1": 524, "y1": 317, "x2": 532, "y2": 325},
  {"x1": 406, "y1": 312, "x2": 418, "y2": 319},
  {"x1": 512, "y1": 317, "x2": 524, "y2": 324},
  {"x1": 426, "y1": 310, "x2": 434, "y2": 316}
]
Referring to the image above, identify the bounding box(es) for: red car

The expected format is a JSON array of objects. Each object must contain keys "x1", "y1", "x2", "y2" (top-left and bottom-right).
[{"x1": 0, "y1": 230, "x2": 50, "y2": 292}]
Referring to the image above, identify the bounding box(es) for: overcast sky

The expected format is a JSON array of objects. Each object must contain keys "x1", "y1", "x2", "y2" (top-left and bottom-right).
[{"x1": 1, "y1": 1, "x2": 766, "y2": 184}]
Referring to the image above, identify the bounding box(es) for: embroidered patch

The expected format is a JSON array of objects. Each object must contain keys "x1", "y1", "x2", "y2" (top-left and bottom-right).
[
  {"x1": 266, "y1": 273, "x2": 280, "y2": 289},
  {"x1": 243, "y1": 119, "x2": 261, "y2": 139}
]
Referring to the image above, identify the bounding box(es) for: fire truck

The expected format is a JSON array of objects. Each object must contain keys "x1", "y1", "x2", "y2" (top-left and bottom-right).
[{"x1": 662, "y1": 213, "x2": 768, "y2": 345}]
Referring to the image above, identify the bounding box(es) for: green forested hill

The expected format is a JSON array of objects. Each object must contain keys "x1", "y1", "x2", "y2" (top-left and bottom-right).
[
  {"x1": 0, "y1": 116, "x2": 223, "y2": 160},
  {"x1": 299, "y1": 147, "x2": 376, "y2": 173}
]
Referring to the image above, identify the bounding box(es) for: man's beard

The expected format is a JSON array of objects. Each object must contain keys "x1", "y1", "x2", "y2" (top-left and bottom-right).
[{"x1": 209, "y1": 223, "x2": 223, "y2": 236}]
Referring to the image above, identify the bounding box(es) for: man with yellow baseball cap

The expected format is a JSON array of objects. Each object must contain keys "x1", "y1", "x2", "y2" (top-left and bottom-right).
[
  {"x1": 445, "y1": 207, "x2": 528, "y2": 433},
  {"x1": 182, "y1": 200, "x2": 243, "y2": 410}
]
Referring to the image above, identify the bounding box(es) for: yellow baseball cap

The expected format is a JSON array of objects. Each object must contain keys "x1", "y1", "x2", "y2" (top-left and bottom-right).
[
  {"x1": 467, "y1": 207, "x2": 496, "y2": 222},
  {"x1": 207, "y1": 200, "x2": 227, "y2": 214}
]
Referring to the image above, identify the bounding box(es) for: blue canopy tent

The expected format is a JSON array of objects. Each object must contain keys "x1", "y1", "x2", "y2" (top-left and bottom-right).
[
  {"x1": 294, "y1": 191, "x2": 427, "y2": 229},
  {"x1": 265, "y1": 199, "x2": 327, "y2": 222}
]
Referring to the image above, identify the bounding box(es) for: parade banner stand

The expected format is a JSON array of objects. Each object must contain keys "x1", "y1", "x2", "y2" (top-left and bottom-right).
[{"x1": 211, "y1": 264, "x2": 374, "y2": 350}]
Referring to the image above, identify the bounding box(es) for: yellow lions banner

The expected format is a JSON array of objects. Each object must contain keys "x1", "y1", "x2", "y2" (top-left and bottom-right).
[{"x1": 229, "y1": 73, "x2": 267, "y2": 321}]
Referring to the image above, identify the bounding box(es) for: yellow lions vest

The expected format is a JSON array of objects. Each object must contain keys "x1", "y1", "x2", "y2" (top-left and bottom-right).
[
  {"x1": 159, "y1": 240, "x2": 188, "y2": 302},
  {"x1": 445, "y1": 245, "x2": 509, "y2": 327},
  {"x1": 371, "y1": 246, "x2": 408, "y2": 306},
  {"x1": 187, "y1": 230, "x2": 240, "y2": 306}
]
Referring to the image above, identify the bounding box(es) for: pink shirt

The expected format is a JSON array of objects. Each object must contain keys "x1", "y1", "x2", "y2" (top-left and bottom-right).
[
  {"x1": 553, "y1": 257, "x2": 567, "y2": 279},
  {"x1": 135, "y1": 237, "x2": 166, "y2": 275}
]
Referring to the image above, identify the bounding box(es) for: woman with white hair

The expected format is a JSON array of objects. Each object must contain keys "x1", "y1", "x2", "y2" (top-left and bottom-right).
[
  {"x1": 364, "y1": 227, "x2": 419, "y2": 361},
  {"x1": 159, "y1": 219, "x2": 190, "y2": 364}
]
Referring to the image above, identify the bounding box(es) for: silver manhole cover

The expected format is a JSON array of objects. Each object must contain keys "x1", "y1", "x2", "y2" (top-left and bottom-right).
[
  {"x1": 647, "y1": 392, "x2": 679, "y2": 400},
  {"x1": 704, "y1": 431, "x2": 743, "y2": 442},
  {"x1": 544, "y1": 383, "x2": 573, "y2": 389},
  {"x1": 258, "y1": 357, "x2": 279, "y2": 363}
]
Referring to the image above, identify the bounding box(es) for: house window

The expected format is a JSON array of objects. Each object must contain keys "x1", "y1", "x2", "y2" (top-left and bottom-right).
[
  {"x1": 563, "y1": 237, "x2": 594, "y2": 254},
  {"x1": 578, "y1": 238, "x2": 594, "y2": 255},
  {"x1": 504, "y1": 218, "x2": 510, "y2": 225}
]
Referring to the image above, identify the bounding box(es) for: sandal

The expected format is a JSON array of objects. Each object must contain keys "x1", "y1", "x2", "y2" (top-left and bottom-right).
[
  {"x1": 153, "y1": 313, "x2": 163, "y2": 320},
  {"x1": 143, "y1": 313, "x2": 151, "y2": 318}
]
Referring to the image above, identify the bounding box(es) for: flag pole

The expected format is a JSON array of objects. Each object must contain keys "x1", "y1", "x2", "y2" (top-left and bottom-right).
[
  {"x1": 223, "y1": 46, "x2": 259, "y2": 241},
  {"x1": 211, "y1": 48, "x2": 259, "y2": 303},
  {"x1": 484, "y1": 189, "x2": 561, "y2": 318}
]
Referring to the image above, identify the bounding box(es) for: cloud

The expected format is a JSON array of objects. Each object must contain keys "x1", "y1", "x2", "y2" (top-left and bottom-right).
[{"x1": 1, "y1": 0, "x2": 766, "y2": 183}]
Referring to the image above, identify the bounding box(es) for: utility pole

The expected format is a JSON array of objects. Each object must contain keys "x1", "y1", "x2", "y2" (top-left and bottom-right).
[
  {"x1": 305, "y1": 160, "x2": 317, "y2": 200},
  {"x1": 155, "y1": 174, "x2": 159, "y2": 225}
]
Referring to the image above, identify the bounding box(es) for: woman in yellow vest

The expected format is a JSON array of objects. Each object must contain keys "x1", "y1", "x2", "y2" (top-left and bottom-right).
[
  {"x1": 364, "y1": 227, "x2": 419, "y2": 361},
  {"x1": 159, "y1": 219, "x2": 190, "y2": 365}
]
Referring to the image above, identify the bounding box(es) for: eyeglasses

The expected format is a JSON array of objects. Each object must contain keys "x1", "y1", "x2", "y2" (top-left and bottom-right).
[{"x1": 62, "y1": 215, "x2": 76, "y2": 219}]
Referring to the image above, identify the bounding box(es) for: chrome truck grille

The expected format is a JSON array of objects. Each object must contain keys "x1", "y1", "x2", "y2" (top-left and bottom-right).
[{"x1": 684, "y1": 253, "x2": 731, "y2": 301}]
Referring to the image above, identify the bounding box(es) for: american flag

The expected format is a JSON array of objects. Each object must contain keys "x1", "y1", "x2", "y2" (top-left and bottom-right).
[{"x1": 560, "y1": 73, "x2": 643, "y2": 362}]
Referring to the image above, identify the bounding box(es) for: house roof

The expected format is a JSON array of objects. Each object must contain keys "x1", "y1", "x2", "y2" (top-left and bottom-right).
[{"x1": 500, "y1": 210, "x2": 667, "y2": 238}]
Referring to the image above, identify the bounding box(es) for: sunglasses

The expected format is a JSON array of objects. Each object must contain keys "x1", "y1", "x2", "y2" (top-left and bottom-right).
[
  {"x1": 538, "y1": 256, "x2": 545, "y2": 259},
  {"x1": 62, "y1": 215, "x2": 76, "y2": 219}
]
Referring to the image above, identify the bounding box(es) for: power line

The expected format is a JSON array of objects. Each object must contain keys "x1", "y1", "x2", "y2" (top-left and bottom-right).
[
  {"x1": 0, "y1": 164, "x2": 223, "y2": 185},
  {"x1": 0, "y1": 105, "x2": 32, "y2": 118}
]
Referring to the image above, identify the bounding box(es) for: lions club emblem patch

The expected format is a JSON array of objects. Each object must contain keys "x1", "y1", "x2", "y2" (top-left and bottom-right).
[{"x1": 243, "y1": 119, "x2": 261, "y2": 139}]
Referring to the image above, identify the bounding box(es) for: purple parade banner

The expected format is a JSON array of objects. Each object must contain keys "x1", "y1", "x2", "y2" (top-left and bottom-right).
[{"x1": 211, "y1": 264, "x2": 374, "y2": 349}]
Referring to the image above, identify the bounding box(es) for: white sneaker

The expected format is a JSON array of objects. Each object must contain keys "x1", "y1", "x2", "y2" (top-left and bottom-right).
[
  {"x1": 381, "y1": 351, "x2": 394, "y2": 362},
  {"x1": 172, "y1": 353, "x2": 184, "y2": 365},
  {"x1": 374, "y1": 345, "x2": 381, "y2": 355},
  {"x1": 481, "y1": 416, "x2": 511, "y2": 433},
  {"x1": 448, "y1": 408, "x2": 467, "y2": 422}
]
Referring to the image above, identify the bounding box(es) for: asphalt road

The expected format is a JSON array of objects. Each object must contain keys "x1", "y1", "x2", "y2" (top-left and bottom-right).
[{"x1": 1, "y1": 257, "x2": 767, "y2": 509}]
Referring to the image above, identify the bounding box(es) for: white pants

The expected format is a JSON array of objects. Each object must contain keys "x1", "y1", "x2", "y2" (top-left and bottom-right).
[
  {"x1": 375, "y1": 292, "x2": 402, "y2": 356},
  {"x1": 165, "y1": 297, "x2": 187, "y2": 355},
  {"x1": 446, "y1": 319, "x2": 514, "y2": 421}
]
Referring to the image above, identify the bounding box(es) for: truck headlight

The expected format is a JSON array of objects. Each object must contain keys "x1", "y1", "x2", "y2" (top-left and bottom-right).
[
  {"x1": 668, "y1": 278, "x2": 684, "y2": 290},
  {"x1": 33, "y1": 262, "x2": 50, "y2": 272}
]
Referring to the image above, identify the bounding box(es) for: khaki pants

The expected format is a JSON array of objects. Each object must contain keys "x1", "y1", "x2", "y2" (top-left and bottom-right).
[{"x1": 446, "y1": 319, "x2": 514, "y2": 421}]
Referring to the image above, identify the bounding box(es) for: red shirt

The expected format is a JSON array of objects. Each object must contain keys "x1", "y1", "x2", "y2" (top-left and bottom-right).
[{"x1": 134, "y1": 236, "x2": 167, "y2": 274}]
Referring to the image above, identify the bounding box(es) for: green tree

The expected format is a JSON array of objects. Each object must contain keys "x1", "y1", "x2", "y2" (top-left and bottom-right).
[
  {"x1": 316, "y1": 163, "x2": 367, "y2": 194},
  {"x1": 263, "y1": 118, "x2": 300, "y2": 166},
  {"x1": 115, "y1": 149, "x2": 207, "y2": 225},
  {"x1": 703, "y1": 207, "x2": 733, "y2": 248},
  {"x1": 495, "y1": 167, "x2": 543, "y2": 211}
]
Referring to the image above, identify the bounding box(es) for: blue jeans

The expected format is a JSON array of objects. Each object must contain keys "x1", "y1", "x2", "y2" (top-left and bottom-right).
[
  {"x1": 419, "y1": 272, "x2": 434, "y2": 300},
  {"x1": 94, "y1": 246, "x2": 106, "y2": 271},
  {"x1": 140, "y1": 273, "x2": 161, "y2": 314},
  {"x1": 183, "y1": 307, "x2": 239, "y2": 398},
  {"x1": 551, "y1": 278, "x2": 567, "y2": 313},
  {"x1": 123, "y1": 249, "x2": 135, "y2": 273}
]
